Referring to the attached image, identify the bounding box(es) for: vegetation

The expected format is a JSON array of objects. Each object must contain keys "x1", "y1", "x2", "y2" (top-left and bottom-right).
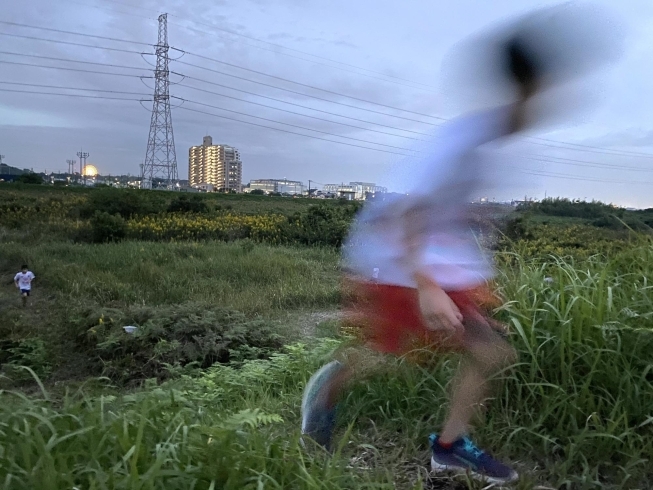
[{"x1": 1, "y1": 185, "x2": 653, "y2": 488}]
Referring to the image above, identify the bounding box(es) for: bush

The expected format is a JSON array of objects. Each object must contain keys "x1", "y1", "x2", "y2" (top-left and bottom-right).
[
  {"x1": 75, "y1": 304, "x2": 284, "y2": 383},
  {"x1": 90, "y1": 211, "x2": 126, "y2": 243},
  {"x1": 250, "y1": 189, "x2": 265, "y2": 195},
  {"x1": 81, "y1": 188, "x2": 166, "y2": 219},
  {"x1": 16, "y1": 173, "x2": 44, "y2": 185},
  {"x1": 0, "y1": 338, "x2": 51, "y2": 382},
  {"x1": 167, "y1": 195, "x2": 209, "y2": 214},
  {"x1": 282, "y1": 203, "x2": 360, "y2": 247}
]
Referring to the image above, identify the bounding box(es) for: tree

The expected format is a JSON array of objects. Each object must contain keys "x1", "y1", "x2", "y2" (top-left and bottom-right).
[{"x1": 17, "y1": 173, "x2": 43, "y2": 185}]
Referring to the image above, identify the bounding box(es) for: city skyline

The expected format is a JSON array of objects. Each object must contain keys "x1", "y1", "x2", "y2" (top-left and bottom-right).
[{"x1": 2, "y1": 1, "x2": 653, "y2": 207}]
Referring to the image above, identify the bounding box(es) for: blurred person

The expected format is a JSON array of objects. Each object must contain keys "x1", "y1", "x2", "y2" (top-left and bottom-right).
[
  {"x1": 14, "y1": 264, "x2": 35, "y2": 307},
  {"x1": 301, "y1": 3, "x2": 623, "y2": 484}
]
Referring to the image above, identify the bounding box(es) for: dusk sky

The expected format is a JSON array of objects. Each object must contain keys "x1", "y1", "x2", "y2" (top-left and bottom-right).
[{"x1": 2, "y1": 0, "x2": 653, "y2": 207}]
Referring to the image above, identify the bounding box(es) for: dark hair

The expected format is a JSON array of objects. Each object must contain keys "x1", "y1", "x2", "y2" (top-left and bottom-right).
[
  {"x1": 21, "y1": 264, "x2": 28, "y2": 270},
  {"x1": 505, "y1": 36, "x2": 540, "y2": 88}
]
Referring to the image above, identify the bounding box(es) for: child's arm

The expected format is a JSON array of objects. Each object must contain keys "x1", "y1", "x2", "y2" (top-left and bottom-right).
[
  {"x1": 403, "y1": 206, "x2": 463, "y2": 334},
  {"x1": 414, "y1": 271, "x2": 464, "y2": 334}
]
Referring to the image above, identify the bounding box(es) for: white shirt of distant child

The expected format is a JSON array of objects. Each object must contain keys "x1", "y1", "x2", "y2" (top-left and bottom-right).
[
  {"x1": 15, "y1": 271, "x2": 36, "y2": 290},
  {"x1": 343, "y1": 106, "x2": 514, "y2": 292}
]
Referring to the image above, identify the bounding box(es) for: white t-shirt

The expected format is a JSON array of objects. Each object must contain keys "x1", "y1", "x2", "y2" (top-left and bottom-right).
[
  {"x1": 343, "y1": 106, "x2": 513, "y2": 291},
  {"x1": 14, "y1": 271, "x2": 35, "y2": 290}
]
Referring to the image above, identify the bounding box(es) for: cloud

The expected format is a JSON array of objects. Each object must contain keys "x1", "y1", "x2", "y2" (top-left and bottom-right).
[{"x1": 1, "y1": 0, "x2": 652, "y2": 207}]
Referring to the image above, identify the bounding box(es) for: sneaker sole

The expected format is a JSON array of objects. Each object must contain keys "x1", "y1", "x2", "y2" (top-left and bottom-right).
[
  {"x1": 300, "y1": 360, "x2": 344, "y2": 450},
  {"x1": 431, "y1": 457, "x2": 518, "y2": 485},
  {"x1": 301, "y1": 361, "x2": 343, "y2": 431}
]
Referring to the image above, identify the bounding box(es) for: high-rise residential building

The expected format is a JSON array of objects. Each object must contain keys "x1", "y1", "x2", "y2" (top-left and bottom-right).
[{"x1": 188, "y1": 136, "x2": 242, "y2": 192}]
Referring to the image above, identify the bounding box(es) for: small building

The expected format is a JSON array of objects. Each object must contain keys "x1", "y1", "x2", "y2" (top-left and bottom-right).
[
  {"x1": 248, "y1": 178, "x2": 305, "y2": 195},
  {"x1": 322, "y1": 182, "x2": 387, "y2": 200}
]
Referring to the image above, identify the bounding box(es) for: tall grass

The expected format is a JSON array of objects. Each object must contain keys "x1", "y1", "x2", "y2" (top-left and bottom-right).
[
  {"x1": 0, "y1": 241, "x2": 340, "y2": 313},
  {"x1": 1, "y1": 238, "x2": 653, "y2": 487}
]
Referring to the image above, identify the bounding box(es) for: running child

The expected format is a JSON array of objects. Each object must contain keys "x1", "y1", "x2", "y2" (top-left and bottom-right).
[
  {"x1": 301, "y1": 5, "x2": 623, "y2": 484},
  {"x1": 14, "y1": 265, "x2": 35, "y2": 307}
]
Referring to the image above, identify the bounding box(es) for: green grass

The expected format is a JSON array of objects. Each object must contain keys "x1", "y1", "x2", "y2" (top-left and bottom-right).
[
  {"x1": 0, "y1": 183, "x2": 332, "y2": 216},
  {"x1": 2, "y1": 191, "x2": 653, "y2": 487},
  {"x1": 0, "y1": 240, "x2": 339, "y2": 312}
]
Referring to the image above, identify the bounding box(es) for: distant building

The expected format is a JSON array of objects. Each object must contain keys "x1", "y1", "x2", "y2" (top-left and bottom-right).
[
  {"x1": 248, "y1": 178, "x2": 305, "y2": 195},
  {"x1": 322, "y1": 182, "x2": 387, "y2": 200},
  {"x1": 0, "y1": 163, "x2": 27, "y2": 182},
  {"x1": 188, "y1": 136, "x2": 242, "y2": 192}
]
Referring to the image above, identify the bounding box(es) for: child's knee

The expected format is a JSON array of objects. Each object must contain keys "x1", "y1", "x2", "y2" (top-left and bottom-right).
[{"x1": 468, "y1": 337, "x2": 516, "y2": 373}]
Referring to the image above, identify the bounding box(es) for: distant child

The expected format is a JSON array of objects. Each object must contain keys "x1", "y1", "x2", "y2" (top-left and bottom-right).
[
  {"x1": 301, "y1": 6, "x2": 622, "y2": 483},
  {"x1": 14, "y1": 265, "x2": 35, "y2": 307}
]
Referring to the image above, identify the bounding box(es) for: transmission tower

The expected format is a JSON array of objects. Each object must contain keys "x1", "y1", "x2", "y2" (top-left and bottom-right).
[
  {"x1": 142, "y1": 13, "x2": 178, "y2": 190},
  {"x1": 77, "y1": 151, "x2": 89, "y2": 185}
]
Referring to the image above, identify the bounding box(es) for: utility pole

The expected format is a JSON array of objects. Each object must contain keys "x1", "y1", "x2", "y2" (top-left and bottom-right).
[
  {"x1": 77, "y1": 150, "x2": 89, "y2": 185},
  {"x1": 67, "y1": 159, "x2": 76, "y2": 176},
  {"x1": 142, "y1": 13, "x2": 178, "y2": 190},
  {"x1": 0, "y1": 155, "x2": 5, "y2": 166},
  {"x1": 308, "y1": 180, "x2": 311, "y2": 198}
]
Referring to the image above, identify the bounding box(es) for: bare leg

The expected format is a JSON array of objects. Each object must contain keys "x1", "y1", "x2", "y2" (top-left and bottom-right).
[
  {"x1": 324, "y1": 344, "x2": 385, "y2": 407},
  {"x1": 22, "y1": 293, "x2": 27, "y2": 307},
  {"x1": 440, "y1": 318, "x2": 516, "y2": 444}
]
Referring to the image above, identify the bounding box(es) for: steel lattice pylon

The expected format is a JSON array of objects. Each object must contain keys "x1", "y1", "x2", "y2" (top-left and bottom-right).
[{"x1": 142, "y1": 13, "x2": 178, "y2": 190}]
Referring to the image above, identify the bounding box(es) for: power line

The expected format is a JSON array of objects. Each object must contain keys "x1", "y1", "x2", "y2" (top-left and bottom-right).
[
  {"x1": 176, "y1": 105, "x2": 413, "y2": 157},
  {"x1": 78, "y1": 0, "x2": 439, "y2": 90},
  {"x1": 174, "y1": 96, "x2": 418, "y2": 151},
  {"x1": 175, "y1": 83, "x2": 424, "y2": 141},
  {"x1": 0, "y1": 50, "x2": 150, "y2": 71},
  {"x1": 176, "y1": 75, "x2": 430, "y2": 136},
  {"x1": 510, "y1": 166, "x2": 653, "y2": 185},
  {"x1": 501, "y1": 151, "x2": 653, "y2": 172},
  {"x1": 0, "y1": 59, "x2": 153, "y2": 78},
  {"x1": 174, "y1": 60, "x2": 439, "y2": 126},
  {"x1": 5, "y1": 19, "x2": 651, "y2": 164},
  {"x1": 172, "y1": 22, "x2": 437, "y2": 91},
  {"x1": 175, "y1": 51, "x2": 443, "y2": 119},
  {"x1": 525, "y1": 136, "x2": 653, "y2": 160},
  {"x1": 0, "y1": 88, "x2": 150, "y2": 101},
  {"x1": 0, "y1": 20, "x2": 152, "y2": 46},
  {"x1": 0, "y1": 80, "x2": 150, "y2": 96},
  {"x1": 0, "y1": 31, "x2": 148, "y2": 55}
]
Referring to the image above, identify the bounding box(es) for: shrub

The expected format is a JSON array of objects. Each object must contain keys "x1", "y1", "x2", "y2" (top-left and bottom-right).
[
  {"x1": 282, "y1": 203, "x2": 360, "y2": 247},
  {"x1": 81, "y1": 188, "x2": 166, "y2": 219},
  {"x1": 167, "y1": 195, "x2": 208, "y2": 214},
  {"x1": 90, "y1": 211, "x2": 126, "y2": 243},
  {"x1": 75, "y1": 304, "x2": 284, "y2": 383},
  {"x1": 0, "y1": 338, "x2": 51, "y2": 382},
  {"x1": 16, "y1": 173, "x2": 44, "y2": 185}
]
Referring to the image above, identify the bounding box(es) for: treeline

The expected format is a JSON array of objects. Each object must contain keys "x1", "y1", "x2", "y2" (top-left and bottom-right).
[{"x1": 520, "y1": 198, "x2": 653, "y2": 231}]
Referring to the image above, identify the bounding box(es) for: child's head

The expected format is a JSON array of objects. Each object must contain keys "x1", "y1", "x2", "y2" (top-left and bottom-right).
[
  {"x1": 21, "y1": 264, "x2": 28, "y2": 272},
  {"x1": 505, "y1": 36, "x2": 540, "y2": 101}
]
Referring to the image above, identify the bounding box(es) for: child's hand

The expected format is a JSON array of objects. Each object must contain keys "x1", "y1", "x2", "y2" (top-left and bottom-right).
[{"x1": 415, "y1": 274, "x2": 464, "y2": 333}]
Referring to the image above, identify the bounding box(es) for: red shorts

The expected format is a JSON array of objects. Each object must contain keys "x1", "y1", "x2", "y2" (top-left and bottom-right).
[{"x1": 342, "y1": 279, "x2": 501, "y2": 355}]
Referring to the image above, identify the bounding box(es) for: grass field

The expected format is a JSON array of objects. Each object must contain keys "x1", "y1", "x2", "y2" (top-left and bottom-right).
[{"x1": 1, "y1": 186, "x2": 653, "y2": 489}]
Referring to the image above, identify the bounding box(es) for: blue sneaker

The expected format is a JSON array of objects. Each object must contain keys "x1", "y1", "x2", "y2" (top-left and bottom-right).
[
  {"x1": 429, "y1": 434, "x2": 518, "y2": 484},
  {"x1": 301, "y1": 360, "x2": 344, "y2": 451}
]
